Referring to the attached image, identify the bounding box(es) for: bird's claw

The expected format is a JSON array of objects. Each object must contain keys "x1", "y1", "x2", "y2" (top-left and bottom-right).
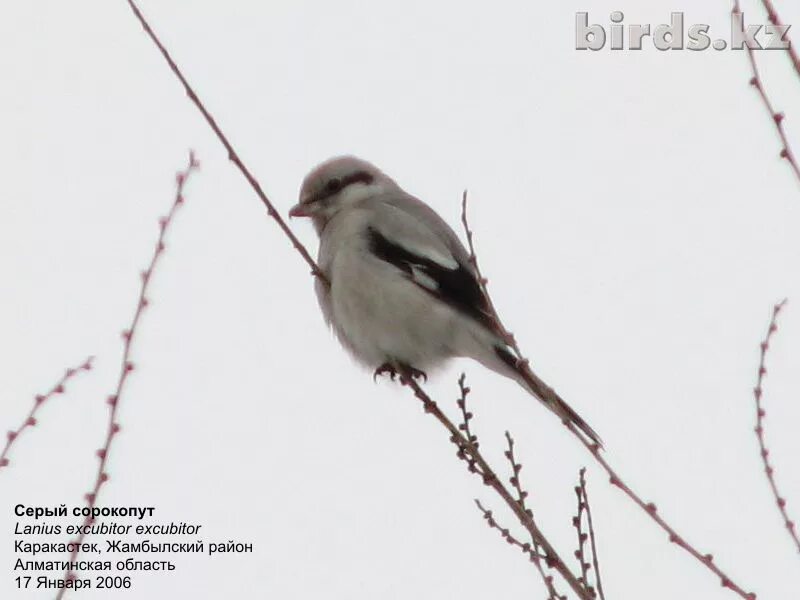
[
  {"x1": 401, "y1": 365, "x2": 428, "y2": 383},
  {"x1": 373, "y1": 363, "x2": 427, "y2": 384},
  {"x1": 373, "y1": 363, "x2": 398, "y2": 382}
]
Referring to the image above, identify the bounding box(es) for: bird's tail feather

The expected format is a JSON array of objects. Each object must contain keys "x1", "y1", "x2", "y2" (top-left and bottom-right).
[{"x1": 495, "y1": 346, "x2": 602, "y2": 447}]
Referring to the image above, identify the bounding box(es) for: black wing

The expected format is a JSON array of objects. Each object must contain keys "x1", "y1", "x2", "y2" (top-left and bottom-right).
[{"x1": 366, "y1": 226, "x2": 494, "y2": 330}]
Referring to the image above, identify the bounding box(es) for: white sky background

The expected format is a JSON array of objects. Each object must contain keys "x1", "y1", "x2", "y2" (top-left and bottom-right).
[{"x1": 1, "y1": 0, "x2": 799, "y2": 598}]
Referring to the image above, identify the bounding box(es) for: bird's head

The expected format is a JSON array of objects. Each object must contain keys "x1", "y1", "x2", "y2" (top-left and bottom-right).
[{"x1": 290, "y1": 156, "x2": 391, "y2": 231}]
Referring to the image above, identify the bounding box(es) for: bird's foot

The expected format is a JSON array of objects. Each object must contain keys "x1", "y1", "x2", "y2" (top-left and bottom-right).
[
  {"x1": 373, "y1": 363, "x2": 398, "y2": 382},
  {"x1": 399, "y1": 364, "x2": 428, "y2": 384},
  {"x1": 373, "y1": 363, "x2": 428, "y2": 384}
]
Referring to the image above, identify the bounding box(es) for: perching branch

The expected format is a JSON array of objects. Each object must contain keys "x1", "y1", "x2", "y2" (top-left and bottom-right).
[
  {"x1": 460, "y1": 194, "x2": 757, "y2": 599},
  {"x1": 0, "y1": 357, "x2": 94, "y2": 471},
  {"x1": 752, "y1": 299, "x2": 799, "y2": 554},
  {"x1": 56, "y1": 152, "x2": 199, "y2": 597},
  {"x1": 124, "y1": 0, "x2": 326, "y2": 284},
  {"x1": 400, "y1": 371, "x2": 590, "y2": 600},
  {"x1": 456, "y1": 375, "x2": 568, "y2": 599}
]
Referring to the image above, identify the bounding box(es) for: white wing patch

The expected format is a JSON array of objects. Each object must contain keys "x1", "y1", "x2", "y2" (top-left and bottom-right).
[
  {"x1": 396, "y1": 241, "x2": 458, "y2": 271},
  {"x1": 410, "y1": 265, "x2": 440, "y2": 292},
  {"x1": 373, "y1": 202, "x2": 460, "y2": 271}
]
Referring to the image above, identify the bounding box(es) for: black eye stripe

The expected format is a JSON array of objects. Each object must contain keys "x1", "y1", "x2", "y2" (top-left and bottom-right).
[
  {"x1": 342, "y1": 170, "x2": 374, "y2": 187},
  {"x1": 311, "y1": 170, "x2": 374, "y2": 204}
]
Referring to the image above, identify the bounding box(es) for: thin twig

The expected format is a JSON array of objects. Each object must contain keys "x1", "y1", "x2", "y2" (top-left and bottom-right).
[
  {"x1": 56, "y1": 152, "x2": 199, "y2": 597},
  {"x1": 504, "y1": 432, "x2": 532, "y2": 520},
  {"x1": 0, "y1": 357, "x2": 94, "y2": 471},
  {"x1": 731, "y1": 2, "x2": 800, "y2": 186},
  {"x1": 574, "y1": 427, "x2": 755, "y2": 598},
  {"x1": 460, "y1": 194, "x2": 757, "y2": 599},
  {"x1": 455, "y1": 373, "x2": 481, "y2": 474},
  {"x1": 752, "y1": 299, "x2": 799, "y2": 554},
  {"x1": 579, "y1": 468, "x2": 606, "y2": 600},
  {"x1": 758, "y1": 0, "x2": 800, "y2": 80},
  {"x1": 461, "y1": 192, "x2": 597, "y2": 449},
  {"x1": 475, "y1": 500, "x2": 562, "y2": 600},
  {"x1": 460, "y1": 191, "x2": 515, "y2": 348},
  {"x1": 124, "y1": 0, "x2": 327, "y2": 284},
  {"x1": 572, "y1": 472, "x2": 594, "y2": 598},
  {"x1": 399, "y1": 372, "x2": 590, "y2": 600},
  {"x1": 503, "y1": 431, "x2": 565, "y2": 599},
  {"x1": 457, "y1": 376, "x2": 568, "y2": 598}
]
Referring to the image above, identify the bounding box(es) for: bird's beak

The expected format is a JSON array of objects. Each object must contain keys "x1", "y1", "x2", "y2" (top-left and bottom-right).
[{"x1": 288, "y1": 203, "x2": 310, "y2": 218}]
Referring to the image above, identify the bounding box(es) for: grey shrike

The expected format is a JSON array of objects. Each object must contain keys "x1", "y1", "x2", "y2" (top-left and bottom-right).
[{"x1": 289, "y1": 156, "x2": 600, "y2": 445}]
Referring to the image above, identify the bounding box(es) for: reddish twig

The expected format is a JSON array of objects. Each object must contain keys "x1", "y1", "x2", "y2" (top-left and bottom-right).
[
  {"x1": 574, "y1": 426, "x2": 756, "y2": 599},
  {"x1": 399, "y1": 372, "x2": 590, "y2": 600},
  {"x1": 455, "y1": 374, "x2": 481, "y2": 474},
  {"x1": 457, "y1": 376, "x2": 569, "y2": 598},
  {"x1": 731, "y1": 2, "x2": 800, "y2": 186},
  {"x1": 504, "y1": 431, "x2": 532, "y2": 520},
  {"x1": 502, "y1": 431, "x2": 566, "y2": 599},
  {"x1": 758, "y1": 0, "x2": 800, "y2": 80},
  {"x1": 124, "y1": 0, "x2": 326, "y2": 284},
  {"x1": 752, "y1": 299, "x2": 799, "y2": 554},
  {"x1": 460, "y1": 191, "x2": 515, "y2": 348},
  {"x1": 579, "y1": 468, "x2": 606, "y2": 600},
  {"x1": 460, "y1": 195, "x2": 757, "y2": 599},
  {"x1": 1, "y1": 357, "x2": 94, "y2": 471},
  {"x1": 55, "y1": 152, "x2": 199, "y2": 597},
  {"x1": 572, "y1": 472, "x2": 594, "y2": 598},
  {"x1": 461, "y1": 191, "x2": 597, "y2": 448},
  {"x1": 475, "y1": 500, "x2": 562, "y2": 600}
]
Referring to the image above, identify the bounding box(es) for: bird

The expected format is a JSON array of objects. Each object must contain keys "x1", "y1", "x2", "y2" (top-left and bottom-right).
[{"x1": 289, "y1": 155, "x2": 601, "y2": 445}]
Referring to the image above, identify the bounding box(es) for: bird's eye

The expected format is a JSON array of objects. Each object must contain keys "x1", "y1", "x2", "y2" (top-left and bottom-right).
[{"x1": 326, "y1": 178, "x2": 343, "y2": 194}]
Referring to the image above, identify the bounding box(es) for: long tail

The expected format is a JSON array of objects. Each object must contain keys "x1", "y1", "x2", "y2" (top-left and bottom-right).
[{"x1": 495, "y1": 346, "x2": 603, "y2": 447}]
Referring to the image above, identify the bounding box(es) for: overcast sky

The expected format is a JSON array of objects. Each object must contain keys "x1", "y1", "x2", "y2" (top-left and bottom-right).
[{"x1": 2, "y1": 1, "x2": 799, "y2": 598}]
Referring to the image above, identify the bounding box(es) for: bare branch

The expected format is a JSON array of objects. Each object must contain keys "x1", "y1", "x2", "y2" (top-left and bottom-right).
[
  {"x1": 399, "y1": 371, "x2": 591, "y2": 600},
  {"x1": 55, "y1": 152, "x2": 199, "y2": 596},
  {"x1": 504, "y1": 431, "x2": 532, "y2": 520},
  {"x1": 475, "y1": 500, "x2": 562, "y2": 600},
  {"x1": 579, "y1": 469, "x2": 606, "y2": 600},
  {"x1": 460, "y1": 192, "x2": 598, "y2": 448},
  {"x1": 123, "y1": 0, "x2": 326, "y2": 284},
  {"x1": 758, "y1": 0, "x2": 800, "y2": 81},
  {"x1": 455, "y1": 374, "x2": 481, "y2": 475},
  {"x1": 752, "y1": 299, "x2": 799, "y2": 554},
  {"x1": 731, "y1": 2, "x2": 800, "y2": 186},
  {"x1": 572, "y1": 472, "x2": 594, "y2": 598},
  {"x1": 461, "y1": 194, "x2": 757, "y2": 599},
  {"x1": 572, "y1": 425, "x2": 756, "y2": 598},
  {"x1": 460, "y1": 191, "x2": 515, "y2": 348},
  {"x1": 457, "y1": 375, "x2": 573, "y2": 598},
  {"x1": 1, "y1": 357, "x2": 94, "y2": 471}
]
